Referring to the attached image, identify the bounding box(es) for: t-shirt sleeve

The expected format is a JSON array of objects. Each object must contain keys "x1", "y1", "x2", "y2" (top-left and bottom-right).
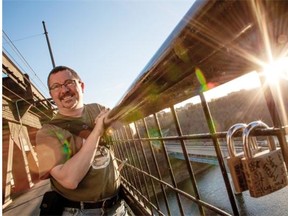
[{"x1": 35, "y1": 125, "x2": 69, "y2": 179}]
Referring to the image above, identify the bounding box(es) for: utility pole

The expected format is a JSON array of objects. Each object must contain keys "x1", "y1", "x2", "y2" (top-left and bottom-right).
[{"x1": 42, "y1": 21, "x2": 56, "y2": 68}]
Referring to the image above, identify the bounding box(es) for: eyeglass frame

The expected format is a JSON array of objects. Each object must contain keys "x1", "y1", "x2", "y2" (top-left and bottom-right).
[{"x1": 49, "y1": 79, "x2": 80, "y2": 92}]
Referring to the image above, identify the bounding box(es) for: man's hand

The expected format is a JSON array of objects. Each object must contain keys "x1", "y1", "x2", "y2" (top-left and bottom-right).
[{"x1": 94, "y1": 108, "x2": 111, "y2": 135}]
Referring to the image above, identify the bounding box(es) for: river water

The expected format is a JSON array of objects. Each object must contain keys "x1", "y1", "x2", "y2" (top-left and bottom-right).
[{"x1": 157, "y1": 165, "x2": 288, "y2": 216}]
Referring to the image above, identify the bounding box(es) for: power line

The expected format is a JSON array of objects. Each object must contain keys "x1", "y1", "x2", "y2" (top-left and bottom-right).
[
  {"x1": 2, "y1": 33, "x2": 44, "y2": 44},
  {"x1": 2, "y1": 31, "x2": 55, "y2": 109},
  {"x1": 2, "y1": 46, "x2": 47, "y2": 94},
  {"x1": 2, "y1": 30, "x2": 49, "y2": 95}
]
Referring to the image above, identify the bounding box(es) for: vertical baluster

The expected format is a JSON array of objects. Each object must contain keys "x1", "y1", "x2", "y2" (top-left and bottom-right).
[
  {"x1": 199, "y1": 92, "x2": 239, "y2": 216},
  {"x1": 124, "y1": 123, "x2": 151, "y2": 210},
  {"x1": 170, "y1": 105, "x2": 205, "y2": 216},
  {"x1": 154, "y1": 112, "x2": 185, "y2": 216},
  {"x1": 142, "y1": 117, "x2": 171, "y2": 215}
]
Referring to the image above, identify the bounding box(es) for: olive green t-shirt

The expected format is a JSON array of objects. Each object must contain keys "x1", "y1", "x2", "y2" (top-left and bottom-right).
[{"x1": 36, "y1": 103, "x2": 120, "y2": 201}]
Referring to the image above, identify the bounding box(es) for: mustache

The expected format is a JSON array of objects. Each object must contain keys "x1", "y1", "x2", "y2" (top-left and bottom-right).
[{"x1": 59, "y1": 91, "x2": 75, "y2": 100}]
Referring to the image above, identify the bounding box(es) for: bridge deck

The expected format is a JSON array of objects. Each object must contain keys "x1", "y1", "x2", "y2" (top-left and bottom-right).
[{"x1": 3, "y1": 180, "x2": 50, "y2": 216}]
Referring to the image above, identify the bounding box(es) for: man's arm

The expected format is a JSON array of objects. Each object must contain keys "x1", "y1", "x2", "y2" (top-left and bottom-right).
[{"x1": 38, "y1": 109, "x2": 109, "y2": 189}]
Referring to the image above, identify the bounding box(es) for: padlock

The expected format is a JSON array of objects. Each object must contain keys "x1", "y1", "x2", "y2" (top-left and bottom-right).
[
  {"x1": 226, "y1": 123, "x2": 249, "y2": 194},
  {"x1": 226, "y1": 123, "x2": 262, "y2": 194},
  {"x1": 241, "y1": 120, "x2": 288, "y2": 198}
]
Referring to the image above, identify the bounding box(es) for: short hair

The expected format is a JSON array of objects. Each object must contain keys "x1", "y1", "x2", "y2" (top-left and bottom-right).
[{"x1": 47, "y1": 66, "x2": 82, "y2": 88}]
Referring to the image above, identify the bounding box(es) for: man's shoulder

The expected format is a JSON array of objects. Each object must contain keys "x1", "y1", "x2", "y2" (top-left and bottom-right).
[
  {"x1": 84, "y1": 103, "x2": 107, "y2": 117},
  {"x1": 37, "y1": 121, "x2": 65, "y2": 134},
  {"x1": 85, "y1": 103, "x2": 106, "y2": 111},
  {"x1": 36, "y1": 123, "x2": 62, "y2": 142}
]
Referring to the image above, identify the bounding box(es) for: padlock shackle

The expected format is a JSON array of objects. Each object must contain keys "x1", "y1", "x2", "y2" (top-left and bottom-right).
[
  {"x1": 227, "y1": 123, "x2": 247, "y2": 158},
  {"x1": 267, "y1": 136, "x2": 277, "y2": 151},
  {"x1": 243, "y1": 120, "x2": 275, "y2": 158}
]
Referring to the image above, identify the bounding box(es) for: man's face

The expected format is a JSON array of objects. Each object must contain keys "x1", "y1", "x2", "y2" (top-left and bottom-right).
[{"x1": 49, "y1": 69, "x2": 84, "y2": 111}]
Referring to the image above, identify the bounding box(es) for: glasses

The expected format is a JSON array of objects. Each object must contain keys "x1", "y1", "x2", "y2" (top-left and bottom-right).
[{"x1": 49, "y1": 79, "x2": 78, "y2": 91}]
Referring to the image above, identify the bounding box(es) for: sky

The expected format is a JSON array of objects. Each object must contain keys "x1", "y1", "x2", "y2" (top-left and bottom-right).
[{"x1": 2, "y1": 0, "x2": 196, "y2": 108}]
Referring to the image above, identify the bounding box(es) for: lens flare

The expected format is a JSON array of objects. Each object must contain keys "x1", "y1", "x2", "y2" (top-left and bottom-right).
[
  {"x1": 195, "y1": 67, "x2": 215, "y2": 92},
  {"x1": 261, "y1": 57, "x2": 288, "y2": 125}
]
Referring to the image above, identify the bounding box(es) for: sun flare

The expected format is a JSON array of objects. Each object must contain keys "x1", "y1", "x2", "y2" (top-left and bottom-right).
[{"x1": 262, "y1": 57, "x2": 288, "y2": 85}]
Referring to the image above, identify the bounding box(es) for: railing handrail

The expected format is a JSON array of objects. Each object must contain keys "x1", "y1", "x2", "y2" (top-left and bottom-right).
[{"x1": 109, "y1": 0, "x2": 288, "y2": 123}]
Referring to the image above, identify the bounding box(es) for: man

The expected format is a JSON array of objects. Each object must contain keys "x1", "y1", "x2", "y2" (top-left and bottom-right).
[{"x1": 36, "y1": 66, "x2": 130, "y2": 215}]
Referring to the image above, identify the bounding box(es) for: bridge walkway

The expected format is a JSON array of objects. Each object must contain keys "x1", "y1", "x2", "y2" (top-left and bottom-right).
[{"x1": 3, "y1": 180, "x2": 50, "y2": 216}]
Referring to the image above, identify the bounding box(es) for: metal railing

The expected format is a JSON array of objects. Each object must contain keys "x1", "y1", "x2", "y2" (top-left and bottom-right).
[
  {"x1": 109, "y1": 102, "x2": 287, "y2": 215},
  {"x1": 106, "y1": 1, "x2": 288, "y2": 215}
]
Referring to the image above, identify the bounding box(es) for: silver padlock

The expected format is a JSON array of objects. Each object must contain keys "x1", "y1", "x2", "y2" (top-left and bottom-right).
[
  {"x1": 226, "y1": 123, "x2": 248, "y2": 194},
  {"x1": 226, "y1": 123, "x2": 262, "y2": 194},
  {"x1": 242, "y1": 120, "x2": 288, "y2": 198}
]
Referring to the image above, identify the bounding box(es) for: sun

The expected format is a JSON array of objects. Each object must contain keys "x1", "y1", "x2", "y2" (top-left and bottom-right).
[{"x1": 262, "y1": 57, "x2": 288, "y2": 85}]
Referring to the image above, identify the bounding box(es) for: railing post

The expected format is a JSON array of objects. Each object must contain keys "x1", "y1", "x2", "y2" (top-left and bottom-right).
[
  {"x1": 170, "y1": 106, "x2": 205, "y2": 216},
  {"x1": 153, "y1": 112, "x2": 185, "y2": 216},
  {"x1": 114, "y1": 129, "x2": 137, "y2": 193},
  {"x1": 119, "y1": 126, "x2": 145, "y2": 198},
  {"x1": 199, "y1": 92, "x2": 239, "y2": 216},
  {"x1": 125, "y1": 123, "x2": 152, "y2": 211},
  {"x1": 142, "y1": 117, "x2": 170, "y2": 215}
]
